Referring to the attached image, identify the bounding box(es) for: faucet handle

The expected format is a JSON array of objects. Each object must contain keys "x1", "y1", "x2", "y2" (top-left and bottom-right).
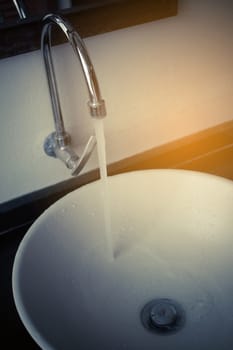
[
  {"x1": 70, "y1": 135, "x2": 96, "y2": 176},
  {"x1": 44, "y1": 132, "x2": 96, "y2": 176}
]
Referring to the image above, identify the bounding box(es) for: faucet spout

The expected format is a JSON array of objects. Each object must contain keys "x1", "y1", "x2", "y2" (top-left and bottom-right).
[{"x1": 41, "y1": 13, "x2": 106, "y2": 175}]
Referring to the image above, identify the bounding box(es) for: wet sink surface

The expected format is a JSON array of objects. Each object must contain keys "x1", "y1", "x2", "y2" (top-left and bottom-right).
[{"x1": 12, "y1": 170, "x2": 233, "y2": 350}]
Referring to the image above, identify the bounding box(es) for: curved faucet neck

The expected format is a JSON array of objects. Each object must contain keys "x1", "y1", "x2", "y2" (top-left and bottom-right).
[{"x1": 41, "y1": 13, "x2": 106, "y2": 139}]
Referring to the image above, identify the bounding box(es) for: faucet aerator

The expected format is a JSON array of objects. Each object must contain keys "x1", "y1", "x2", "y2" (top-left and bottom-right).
[{"x1": 88, "y1": 99, "x2": 106, "y2": 118}]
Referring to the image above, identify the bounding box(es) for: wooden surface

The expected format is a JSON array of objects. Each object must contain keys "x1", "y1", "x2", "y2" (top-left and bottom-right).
[{"x1": 109, "y1": 120, "x2": 233, "y2": 181}]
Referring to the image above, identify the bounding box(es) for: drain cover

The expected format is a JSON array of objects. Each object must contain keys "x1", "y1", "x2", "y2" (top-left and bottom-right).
[{"x1": 141, "y1": 298, "x2": 185, "y2": 334}]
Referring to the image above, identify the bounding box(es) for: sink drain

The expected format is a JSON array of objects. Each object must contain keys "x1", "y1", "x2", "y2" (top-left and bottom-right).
[{"x1": 141, "y1": 298, "x2": 185, "y2": 335}]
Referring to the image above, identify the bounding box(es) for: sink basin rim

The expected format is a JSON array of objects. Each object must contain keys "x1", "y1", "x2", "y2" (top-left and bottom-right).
[{"x1": 12, "y1": 169, "x2": 233, "y2": 350}]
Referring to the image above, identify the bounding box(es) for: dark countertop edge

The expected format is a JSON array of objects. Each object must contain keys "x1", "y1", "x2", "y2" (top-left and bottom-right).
[
  {"x1": 0, "y1": 168, "x2": 100, "y2": 235},
  {"x1": 1, "y1": 119, "x2": 233, "y2": 235}
]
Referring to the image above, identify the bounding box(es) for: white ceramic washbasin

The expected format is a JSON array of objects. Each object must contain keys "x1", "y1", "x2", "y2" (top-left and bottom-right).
[{"x1": 12, "y1": 169, "x2": 233, "y2": 350}]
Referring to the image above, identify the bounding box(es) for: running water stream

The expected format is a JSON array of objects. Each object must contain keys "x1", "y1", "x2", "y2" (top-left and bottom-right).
[
  {"x1": 92, "y1": 118, "x2": 108, "y2": 182},
  {"x1": 92, "y1": 118, "x2": 114, "y2": 260}
]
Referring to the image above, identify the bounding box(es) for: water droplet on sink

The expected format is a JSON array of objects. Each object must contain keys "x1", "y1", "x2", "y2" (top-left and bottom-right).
[{"x1": 189, "y1": 292, "x2": 216, "y2": 323}]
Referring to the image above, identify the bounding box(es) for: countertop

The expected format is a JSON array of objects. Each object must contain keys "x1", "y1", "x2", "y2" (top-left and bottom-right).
[{"x1": 0, "y1": 224, "x2": 40, "y2": 349}]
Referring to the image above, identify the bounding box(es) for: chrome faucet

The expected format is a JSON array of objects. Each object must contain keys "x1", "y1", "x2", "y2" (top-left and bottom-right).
[
  {"x1": 41, "y1": 14, "x2": 106, "y2": 175},
  {"x1": 13, "y1": 0, "x2": 27, "y2": 19}
]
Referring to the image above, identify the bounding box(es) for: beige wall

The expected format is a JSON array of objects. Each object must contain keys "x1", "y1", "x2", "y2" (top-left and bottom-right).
[{"x1": 0, "y1": 0, "x2": 233, "y2": 203}]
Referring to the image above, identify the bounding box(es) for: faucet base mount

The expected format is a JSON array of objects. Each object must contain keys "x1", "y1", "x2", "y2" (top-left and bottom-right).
[{"x1": 44, "y1": 132, "x2": 58, "y2": 158}]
